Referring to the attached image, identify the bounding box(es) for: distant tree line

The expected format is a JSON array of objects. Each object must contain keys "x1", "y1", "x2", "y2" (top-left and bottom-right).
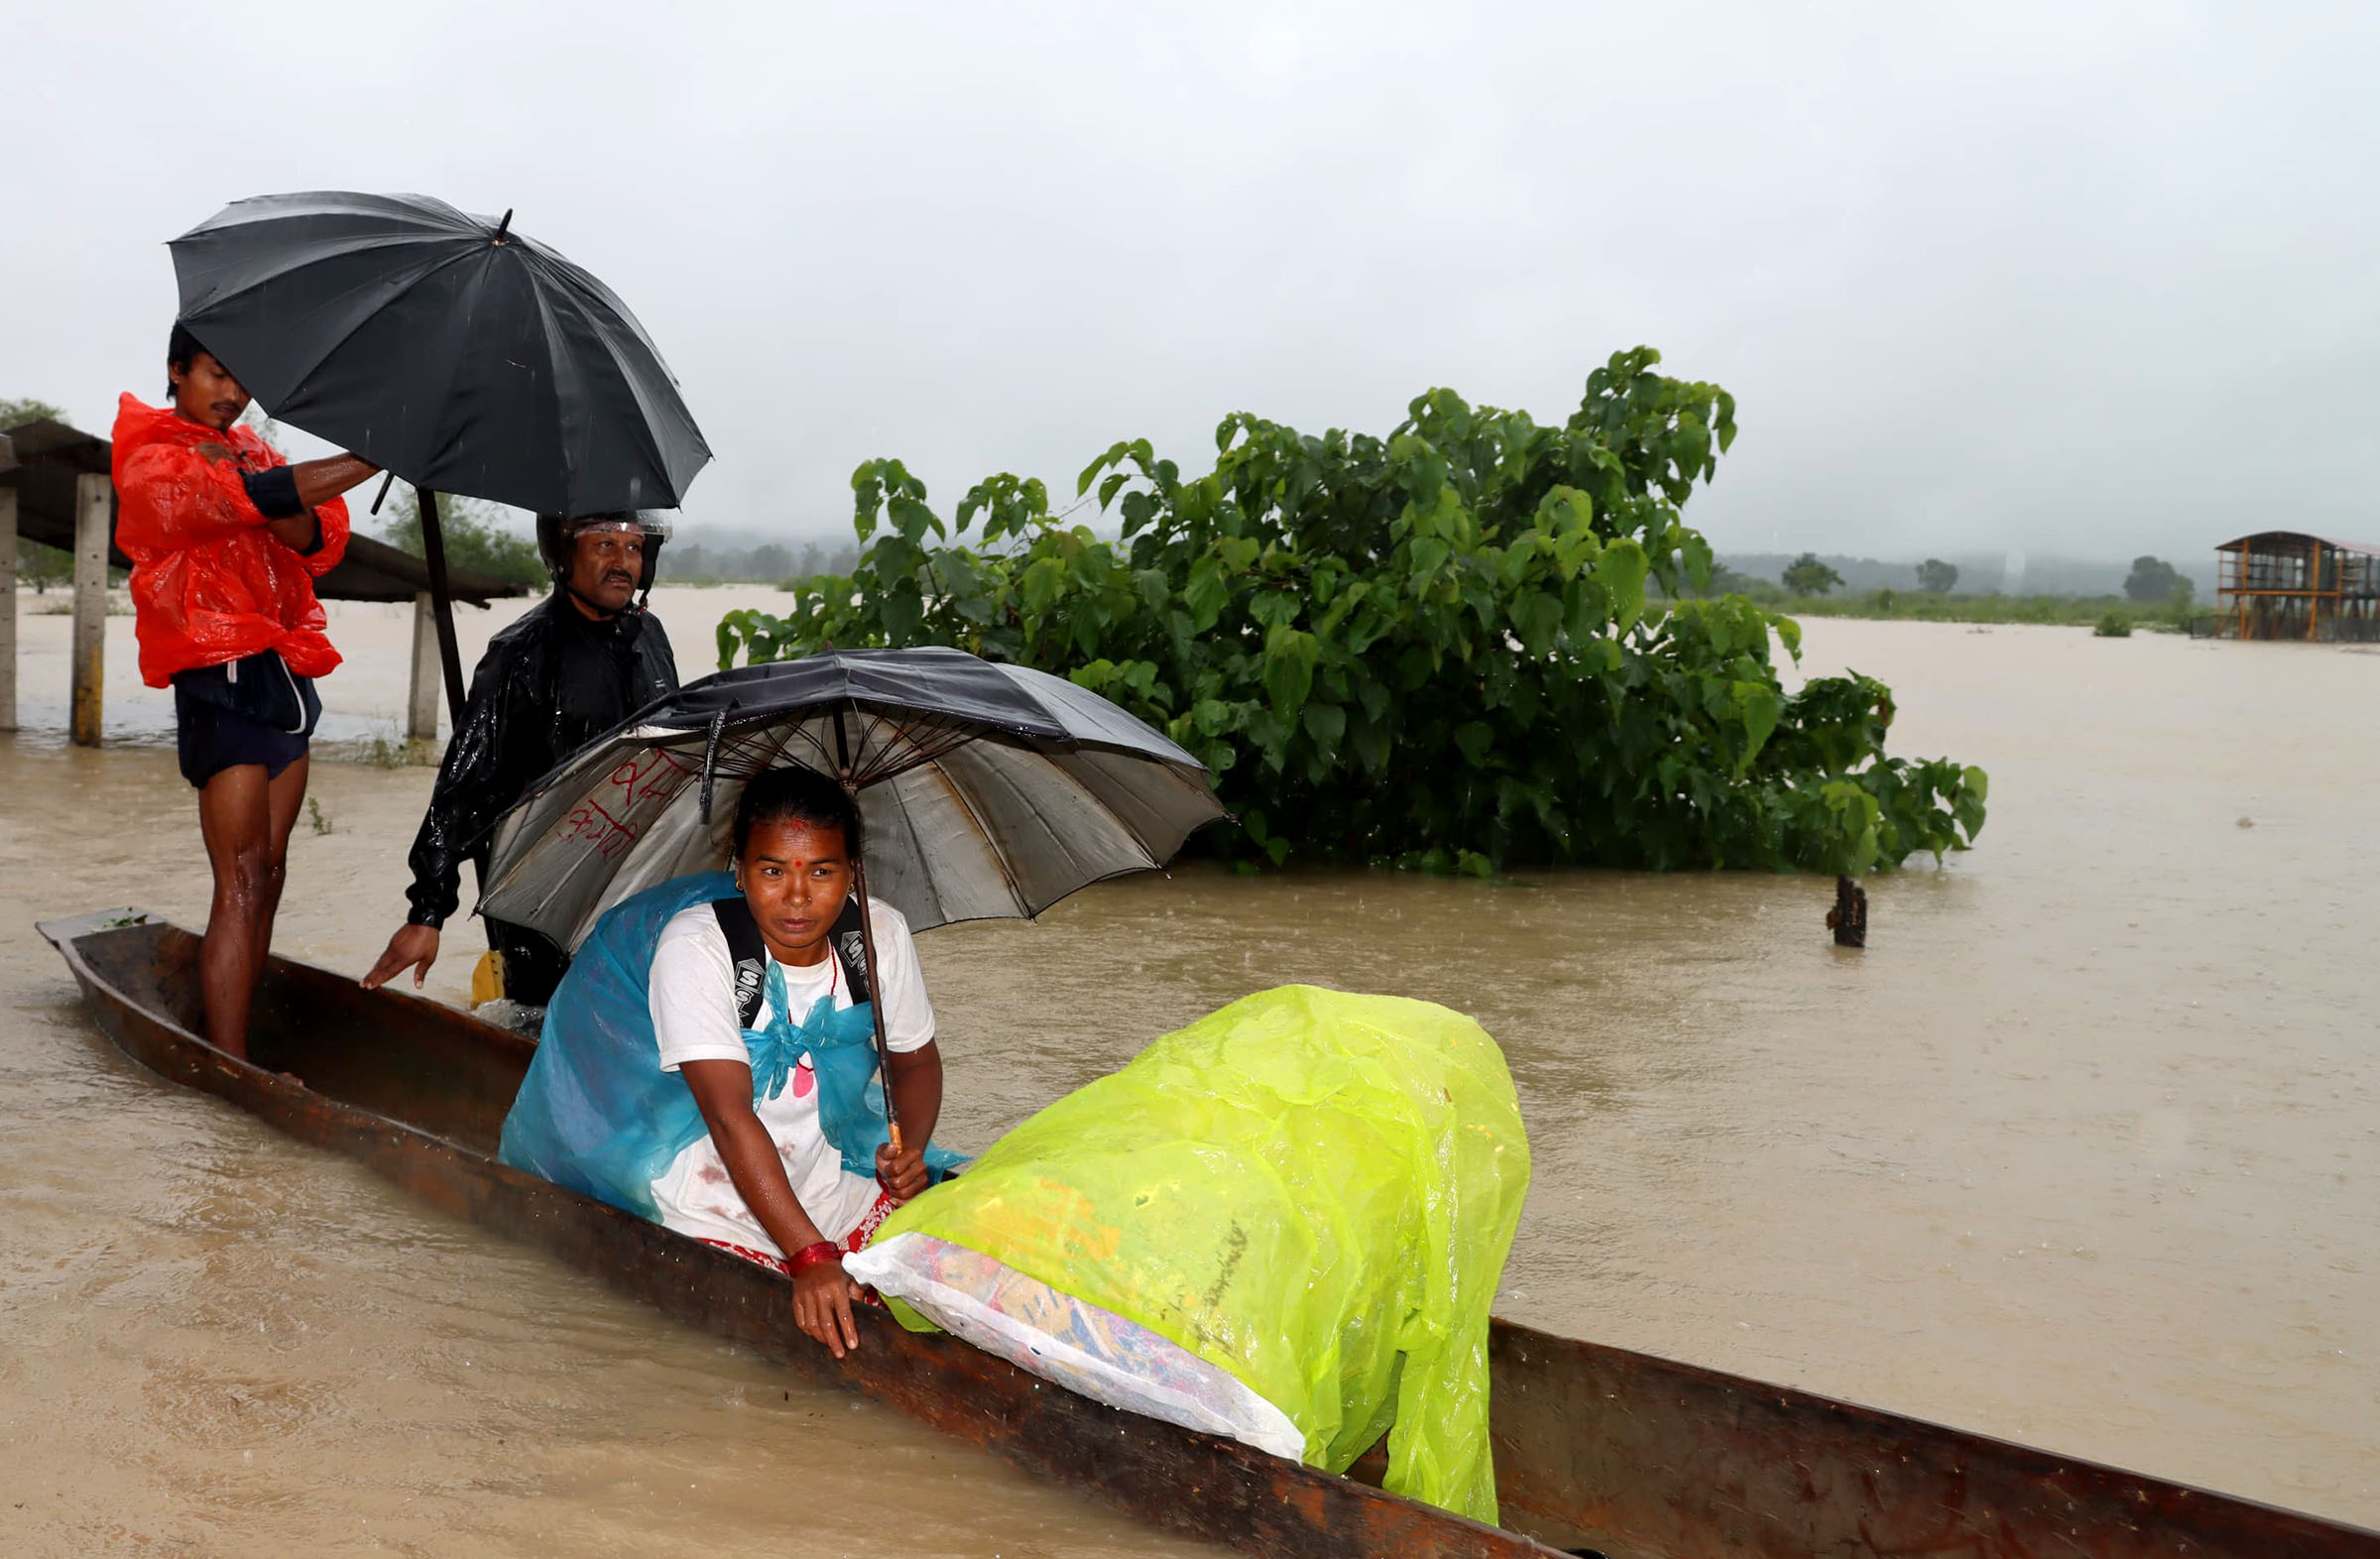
[
  {"x1": 667, "y1": 539, "x2": 860, "y2": 583},
  {"x1": 1691, "y1": 549, "x2": 2208, "y2": 601},
  {"x1": 368, "y1": 510, "x2": 857, "y2": 590},
  {"x1": 374, "y1": 490, "x2": 547, "y2": 586}
]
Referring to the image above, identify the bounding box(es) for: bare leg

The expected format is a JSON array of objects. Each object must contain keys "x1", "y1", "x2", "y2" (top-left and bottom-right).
[
  {"x1": 253, "y1": 757, "x2": 309, "y2": 991},
  {"x1": 194, "y1": 758, "x2": 306, "y2": 1059}
]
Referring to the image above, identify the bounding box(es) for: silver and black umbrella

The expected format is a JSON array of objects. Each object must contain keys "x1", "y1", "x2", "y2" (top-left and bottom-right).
[
  {"x1": 481, "y1": 647, "x2": 1224, "y2": 944},
  {"x1": 478, "y1": 648, "x2": 1225, "y2": 1145}
]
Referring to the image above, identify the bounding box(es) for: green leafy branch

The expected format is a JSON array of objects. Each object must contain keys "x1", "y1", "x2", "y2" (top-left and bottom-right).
[{"x1": 717, "y1": 348, "x2": 1984, "y2": 876}]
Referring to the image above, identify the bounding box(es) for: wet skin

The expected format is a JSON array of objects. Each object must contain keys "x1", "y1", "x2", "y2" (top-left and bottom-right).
[
  {"x1": 563, "y1": 529, "x2": 645, "y2": 618},
  {"x1": 168, "y1": 351, "x2": 378, "y2": 549},
  {"x1": 164, "y1": 350, "x2": 378, "y2": 1059},
  {"x1": 679, "y1": 817, "x2": 942, "y2": 1357}
]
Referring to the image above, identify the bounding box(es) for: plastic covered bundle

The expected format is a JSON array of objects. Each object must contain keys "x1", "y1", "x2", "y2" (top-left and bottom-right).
[
  {"x1": 847, "y1": 1231, "x2": 1306, "y2": 1458},
  {"x1": 854, "y1": 984, "x2": 1530, "y2": 1524}
]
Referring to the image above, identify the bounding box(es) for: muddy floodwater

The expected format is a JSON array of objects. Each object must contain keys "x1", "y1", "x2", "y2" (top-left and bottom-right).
[{"x1": 2, "y1": 590, "x2": 2374, "y2": 1554}]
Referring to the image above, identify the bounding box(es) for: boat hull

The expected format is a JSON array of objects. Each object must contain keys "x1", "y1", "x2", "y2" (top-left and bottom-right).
[{"x1": 37, "y1": 910, "x2": 2380, "y2": 1559}]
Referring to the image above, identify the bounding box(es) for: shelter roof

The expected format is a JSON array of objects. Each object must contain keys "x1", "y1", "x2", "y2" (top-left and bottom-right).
[
  {"x1": 2215, "y1": 530, "x2": 2380, "y2": 557},
  {"x1": 0, "y1": 417, "x2": 529, "y2": 606}
]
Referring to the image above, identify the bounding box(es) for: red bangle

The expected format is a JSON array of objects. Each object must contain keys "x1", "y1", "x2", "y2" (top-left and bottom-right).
[{"x1": 787, "y1": 1241, "x2": 841, "y2": 1277}]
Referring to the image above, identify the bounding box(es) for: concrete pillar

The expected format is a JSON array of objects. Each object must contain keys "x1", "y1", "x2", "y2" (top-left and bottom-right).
[
  {"x1": 408, "y1": 591, "x2": 441, "y2": 741},
  {"x1": 0, "y1": 486, "x2": 17, "y2": 732},
  {"x1": 70, "y1": 471, "x2": 109, "y2": 747}
]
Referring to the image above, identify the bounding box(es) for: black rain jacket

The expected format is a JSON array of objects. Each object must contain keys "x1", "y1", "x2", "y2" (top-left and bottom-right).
[{"x1": 404, "y1": 592, "x2": 679, "y2": 928}]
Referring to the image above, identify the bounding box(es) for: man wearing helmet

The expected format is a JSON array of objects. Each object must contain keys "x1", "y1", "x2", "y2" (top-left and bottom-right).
[{"x1": 360, "y1": 511, "x2": 678, "y2": 1006}]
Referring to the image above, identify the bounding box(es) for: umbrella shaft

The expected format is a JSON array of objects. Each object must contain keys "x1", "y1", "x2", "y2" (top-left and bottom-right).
[
  {"x1": 851, "y1": 850, "x2": 901, "y2": 1142},
  {"x1": 416, "y1": 488, "x2": 469, "y2": 725}
]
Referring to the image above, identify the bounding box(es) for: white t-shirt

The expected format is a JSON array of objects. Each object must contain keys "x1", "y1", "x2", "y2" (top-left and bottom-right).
[{"x1": 646, "y1": 899, "x2": 934, "y2": 1254}]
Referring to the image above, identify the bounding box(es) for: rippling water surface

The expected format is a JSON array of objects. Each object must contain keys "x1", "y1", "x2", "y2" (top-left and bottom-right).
[{"x1": 2, "y1": 596, "x2": 2373, "y2": 1553}]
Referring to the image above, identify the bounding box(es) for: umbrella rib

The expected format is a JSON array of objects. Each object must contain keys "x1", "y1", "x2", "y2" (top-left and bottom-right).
[
  {"x1": 874, "y1": 764, "x2": 947, "y2": 925},
  {"x1": 859, "y1": 706, "x2": 933, "y2": 785},
  {"x1": 522, "y1": 275, "x2": 586, "y2": 510},
  {"x1": 991, "y1": 745, "x2": 1170, "y2": 899},
  {"x1": 851, "y1": 706, "x2": 976, "y2": 786},
  {"x1": 522, "y1": 249, "x2": 680, "y2": 503},
  {"x1": 766, "y1": 720, "x2": 834, "y2": 783},
  {"x1": 923, "y1": 753, "x2": 1035, "y2": 914}
]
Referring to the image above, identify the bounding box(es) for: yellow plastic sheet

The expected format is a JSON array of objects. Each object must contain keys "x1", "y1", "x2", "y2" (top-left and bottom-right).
[{"x1": 872, "y1": 984, "x2": 1530, "y2": 1523}]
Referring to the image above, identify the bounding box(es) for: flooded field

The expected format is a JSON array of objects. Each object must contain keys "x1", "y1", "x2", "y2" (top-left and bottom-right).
[{"x1": 2, "y1": 592, "x2": 2374, "y2": 1553}]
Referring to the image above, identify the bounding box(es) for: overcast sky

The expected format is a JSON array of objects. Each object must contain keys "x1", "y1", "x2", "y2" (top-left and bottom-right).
[{"x1": 7, "y1": 1, "x2": 2374, "y2": 559}]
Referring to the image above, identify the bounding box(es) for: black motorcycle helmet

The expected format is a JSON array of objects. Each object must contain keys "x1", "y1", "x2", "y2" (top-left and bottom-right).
[{"x1": 536, "y1": 511, "x2": 670, "y2": 602}]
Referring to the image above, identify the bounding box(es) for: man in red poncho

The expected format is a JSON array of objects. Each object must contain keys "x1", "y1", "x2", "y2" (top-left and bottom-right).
[{"x1": 112, "y1": 324, "x2": 383, "y2": 1059}]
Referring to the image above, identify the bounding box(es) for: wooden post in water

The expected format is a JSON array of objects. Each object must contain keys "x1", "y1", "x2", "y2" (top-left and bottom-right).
[
  {"x1": 0, "y1": 484, "x2": 17, "y2": 732},
  {"x1": 2238, "y1": 539, "x2": 2252, "y2": 640},
  {"x1": 2310, "y1": 540, "x2": 2322, "y2": 643},
  {"x1": 408, "y1": 592, "x2": 441, "y2": 743},
  {"x1": 1828, "y1": 875, "x2": 1867, "y2": 947},
  {"x1": 69, "y1": 471, "x2": 110, "y2": 747}
]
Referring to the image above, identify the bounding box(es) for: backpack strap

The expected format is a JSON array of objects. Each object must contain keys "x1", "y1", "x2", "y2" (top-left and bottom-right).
[
  {"x1": 830, "y1": 896, "x2": 874, "y2": 1009},
  {"x1": 709, "y1": 897, "x2": 771, "y2": 1029},
  {"x1": 710, "y1": 894, "x2": 875, "y2": 1029}
]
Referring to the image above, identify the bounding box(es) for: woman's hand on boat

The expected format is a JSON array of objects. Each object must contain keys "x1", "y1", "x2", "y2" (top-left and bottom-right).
[
  {"x1": 361, "y1": 924, "x2": 439, "y2": 991},
  {"x1": 876, "y1": 1141, "x2": 930, "y2": 1204},
  {"x1": 793, "y1": 1259, "x2": 866, "y2": 1357}
]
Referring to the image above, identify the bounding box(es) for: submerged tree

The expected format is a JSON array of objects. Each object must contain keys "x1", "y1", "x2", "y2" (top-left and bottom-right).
[
  {"x1": 1782, "y1": 552, "x2": 1845, "y2": 596},
  {"x1": 2124, "y1": 554, "x2": 2182, "y2": 603},
  {"x1": 719, "y1": 348, "x2": 1985, "y2": 875}
]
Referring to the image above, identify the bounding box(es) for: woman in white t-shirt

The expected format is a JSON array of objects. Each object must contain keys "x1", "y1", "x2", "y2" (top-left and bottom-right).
[{"x1": 651, "y1": 767, "x2": 943, "y2": 1357}]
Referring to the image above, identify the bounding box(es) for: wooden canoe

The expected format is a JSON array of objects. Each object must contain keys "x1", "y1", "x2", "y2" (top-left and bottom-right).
[{"x1": 37, "y1": 908, "x2": 2380, "y2": 1559}]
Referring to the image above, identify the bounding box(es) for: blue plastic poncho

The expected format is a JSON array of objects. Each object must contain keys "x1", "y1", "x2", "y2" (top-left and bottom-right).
[{"x1": 498, "y1": 871, "x2": 957, "y2": 1217}]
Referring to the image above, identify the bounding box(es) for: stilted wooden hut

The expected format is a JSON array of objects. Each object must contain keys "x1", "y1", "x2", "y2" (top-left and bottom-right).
[{"x1": 2212, "y1": 531, "x2": 2380, "y2": 642}]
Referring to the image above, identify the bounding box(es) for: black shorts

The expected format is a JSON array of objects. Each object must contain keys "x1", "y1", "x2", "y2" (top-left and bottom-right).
[{"x1": 172, "y1": 651, "x2": 321, "y2": 789}]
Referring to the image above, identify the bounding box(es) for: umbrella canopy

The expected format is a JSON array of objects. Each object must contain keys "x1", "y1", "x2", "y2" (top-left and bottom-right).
[
  {"x1": 169, "y1": 190, "x2": 711, "y2": 517},
  {"x1": 478, "y1": 648, "x2": 1227, "y2": 954}
]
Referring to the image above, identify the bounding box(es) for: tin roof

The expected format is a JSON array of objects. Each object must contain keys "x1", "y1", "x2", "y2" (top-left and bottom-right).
[{"x1": 2214, "y1": 530, "x2": 2380, "y2": 557}]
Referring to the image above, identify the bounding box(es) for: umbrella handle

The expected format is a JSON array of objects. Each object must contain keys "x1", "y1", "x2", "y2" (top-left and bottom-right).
[
  {"x1": 850, "y1": 849, "x2": 902, "y2": 1149},
  {"x1": 697, "y1": 706, "x2": 732, "y2": 822}
]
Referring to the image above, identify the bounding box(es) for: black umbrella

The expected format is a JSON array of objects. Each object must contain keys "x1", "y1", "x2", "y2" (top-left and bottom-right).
[
  {"x1": 169, "y1": 190, "x2": 712, "y2": 720},
  {"x1": 477, "y1": 648, "x2": 1228, "y2": 1147}
]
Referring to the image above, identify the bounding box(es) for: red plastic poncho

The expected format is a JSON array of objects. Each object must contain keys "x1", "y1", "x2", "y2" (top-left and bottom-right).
[{"x1": 110, "y1": 393, "x2": 352, "y2": 688}]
